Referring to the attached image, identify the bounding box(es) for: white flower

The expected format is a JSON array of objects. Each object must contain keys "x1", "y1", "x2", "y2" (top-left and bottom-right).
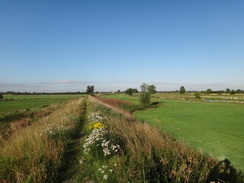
[
  {"x1": 103, "y1": 175, "x2": 108, "y2": 179},
  {"x1": 79, "y1": 160, "x2": 83, "y2": 164}
]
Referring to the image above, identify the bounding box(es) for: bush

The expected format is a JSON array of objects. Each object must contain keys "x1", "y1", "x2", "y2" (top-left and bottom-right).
[
  {"x1": 194, "y1": 92, "x2": 201, "y2": 99},
  {"x1": 139, "y1": 92, "x2": 151, "y2": 106},
  {"x1": 125, "y1": 88, "x2": 134, "y2": 96},
  {"x1": 230, "y1": 90, "x2": 236, "y2": 95},
  {"x1": 0, "y1": 94, "x2": 3, "y2": 100},
  {"x1": 180, "y1": 86, "x2": 186, "y2": 94},
  {"x1": 139, "y1": 83, "x2": 151, "y2": 106}
]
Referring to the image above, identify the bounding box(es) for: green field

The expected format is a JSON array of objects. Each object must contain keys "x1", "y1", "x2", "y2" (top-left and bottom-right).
[
  {"x1": 101, "y1": 94, "x2": 244, "y2": 170},
  {"x1": 0, "y1": 94, "x2": 83, "y2": 115},
  {"x1": 153, "y1": 92, "x2": 244, "y2": 102}
]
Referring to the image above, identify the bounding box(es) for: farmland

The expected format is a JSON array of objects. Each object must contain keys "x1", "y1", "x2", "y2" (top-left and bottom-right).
[
  {"x1": 0, "y1": 94, "x2": 83, "y2": 141},
  {"x1": 0, "y1": 94, "x2": 243, "y2": 182},
  {"x1": 0, "y1": 94, "x2": 82, "y2": 114},
  {"x1": 101, "y1": 94, "x2": 244, "y2": 171}
]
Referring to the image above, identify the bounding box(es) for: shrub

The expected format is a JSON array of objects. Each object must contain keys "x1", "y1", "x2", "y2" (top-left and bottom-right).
[
  {"x1": 139, "y1": 91, "x2": 151, "y2": 106},
  {"x1": 230, "y1": 89, "x2": 236, "y2": 95},
  {"x1": 139, "y1": 83, "x2": 151, "y2": 106},
  {"x1": 194, "y1": 91, "x2": 201, "y2": 99},
  {"x1": 125, "y1": 88, "x2": 134, "y2": 96},
  {"x1": 180, "y1": 86, "x2": 186, "y2": 94}
]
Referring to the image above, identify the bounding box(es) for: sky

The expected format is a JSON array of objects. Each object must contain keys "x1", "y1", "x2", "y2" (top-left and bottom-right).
[{"x1": 0, "y1": 0, "x2": 243, "y2": 92}]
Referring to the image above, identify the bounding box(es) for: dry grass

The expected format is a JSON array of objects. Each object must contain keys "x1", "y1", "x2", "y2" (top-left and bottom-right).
[
  {"x1": 0, "y1": 97, "x2": 83, "y2": 182},
  {"x1": 89, "y1": 96, "x2": 134, "y2": 119},
  {"x1": 95, "y1": 97, "x2": 133, "y2": 106},
  {"x1": 0, "y1": 102, "x2": 66, "y2": 142}
]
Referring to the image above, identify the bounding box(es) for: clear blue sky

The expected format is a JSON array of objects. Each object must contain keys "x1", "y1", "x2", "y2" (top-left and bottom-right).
[{"x1": 0, "y1": 0, "x2": 243, "y2": 92}]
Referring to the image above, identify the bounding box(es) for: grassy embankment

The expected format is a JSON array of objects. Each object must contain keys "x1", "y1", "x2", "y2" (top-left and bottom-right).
[
  {"x1": 101, "y1": 94, "x2": 244, "y2": 171},
  {"x1": 76, "y1": 96, "x2": 243, "y2": 182},
  {"x1": 0, "y1": 97, "x2": 84, "y2": 182}
]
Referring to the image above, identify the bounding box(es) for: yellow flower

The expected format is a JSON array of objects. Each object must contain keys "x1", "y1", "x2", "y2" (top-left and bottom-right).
[{"x1": 88, "y1": 122, "x2": 106, "y2": 130}]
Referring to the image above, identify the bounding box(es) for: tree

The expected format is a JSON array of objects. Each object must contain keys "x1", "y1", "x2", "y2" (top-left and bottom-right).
[
  {"x1": 236, "y1": 89, "x2": 243, "y2": 93},
  {"x1": 226, "y1": 88, "x2": 230, "y2": 93},
  {"x1": 0, "y1": 94, "x2": 3, "y2": 100},
  {"x1": 230, "y1": 89, "x2": 236, "y2": 95},
  {"x1": 125, "y1": 88, "x2": 134, "y2": 96},
  {"x1": 180, "y1": 86, "x2": 186, "y2": 94},
  {"x1": 117, "y1": 90, "x2": 120, "y2": 93},
  {"x1": 139, "y1": 83, "x2": 151, "y2": 106},
  {"x1": 194, "y1": 91, "x2": 201, "y2": 99},
  {"x1": 86, "y1": 85, "x2": 94, "y2": 94},
  {"x1": 148, "y1": 85, "x2": 157, "y2": 94},
  {"x1": 206, "y1": 88, "x2": 212, "y2": 95},
  {"x1": 132, "y1": 88, "x2": 139, "y2": 93}
]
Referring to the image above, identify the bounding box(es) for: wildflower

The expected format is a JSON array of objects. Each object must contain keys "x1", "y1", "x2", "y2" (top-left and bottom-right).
[{"x1": 103, "y1": 175, "x2": 108, "y2": 179}]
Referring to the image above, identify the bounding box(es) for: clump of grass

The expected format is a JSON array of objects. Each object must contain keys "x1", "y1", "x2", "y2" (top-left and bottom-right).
[{"x1": 0, "y1": 98, "x2": 83, "y2": 182}]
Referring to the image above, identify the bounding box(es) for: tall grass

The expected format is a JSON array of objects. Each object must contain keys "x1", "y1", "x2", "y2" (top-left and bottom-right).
[
  {"x1": 77, "y1": 97, "x2": 231, "y2": 182},
  {"x1": 0, "y1": 97, "x2": 83, "y2": 182}
]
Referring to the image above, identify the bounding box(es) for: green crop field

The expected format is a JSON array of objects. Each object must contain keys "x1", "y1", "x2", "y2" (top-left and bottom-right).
[
  {"x1": 0, "y1": 94, "x2": 83, "y2": 115},
  {"x1": 101, "y1": 94, "x2": 244, "y2": 170}
]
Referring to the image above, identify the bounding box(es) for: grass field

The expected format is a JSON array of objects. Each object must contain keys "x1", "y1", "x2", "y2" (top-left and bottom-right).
[
  {"x1": 0, "y1": 94, "x2": 82, "y2": 115},
  {"x1": 101, "y1": 94, "x2": 244, "y2": 170},
  {"x1": 153, "y1": 92, "x2": 244, "y2": 102}
]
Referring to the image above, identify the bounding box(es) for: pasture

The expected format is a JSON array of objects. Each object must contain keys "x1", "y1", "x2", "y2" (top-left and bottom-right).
[
  {"x1": 101, "y1": 94, "x2": 244, "y2": 170},
  {"x1": 154, "y1": 92, "x2": 244, "y2": 102},
  {"x1": 0, "y1": 94, "x2": 82, "y2": 115}
]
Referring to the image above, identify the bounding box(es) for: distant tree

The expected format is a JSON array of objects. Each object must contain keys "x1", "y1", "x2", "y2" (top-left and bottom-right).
[
  {"x1": 86, "y1": 85, "x2": 94, "y2": 94},
  {"x1": 236, "y1": 89, "x2": 243, "y2": 93},
  {"x1": 148, "y1": 85, "x2": 157, "y2": 94},
  {"x1": 194, "y1": 91, "x2": 201, "y2": 99},
  {"x1": 0, "y1": 94, "x2": 3, "y2": 100},
  {"x1": 230, "y1": 89, "x2": 236, "y2": 95},
  {"x1": 206, "y1": 88, "x2": 212, "y2": 94},
  {"x1": 133, "y1": 88, "x2": 139, "y2": 93},
  {"x1": 117, "y1": 90, "x2": 120, "y2": 93},
  {"x1": 125, "y1": 88, "x2": 134, "y2": 96},
  {"x1": 226, "y1": 88, "x2": 230, "y2": 93},
  {"x1": 180, "y1": 86, "x2": 186, "y2": 94},
  {"x1": 139, "y1": 83, "x2": 151, "y2": 106}
]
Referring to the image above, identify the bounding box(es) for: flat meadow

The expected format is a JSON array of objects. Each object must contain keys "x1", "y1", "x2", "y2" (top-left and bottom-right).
[
  {"x1": 101, "y1": 94, "x2": 244, "y2": 171},
  {"x1": 0, "y1": 94, "x2": 83, "y2": 141},
  {"x1": 0, "y1": 94, "x2": 82, "y2": 114}
]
